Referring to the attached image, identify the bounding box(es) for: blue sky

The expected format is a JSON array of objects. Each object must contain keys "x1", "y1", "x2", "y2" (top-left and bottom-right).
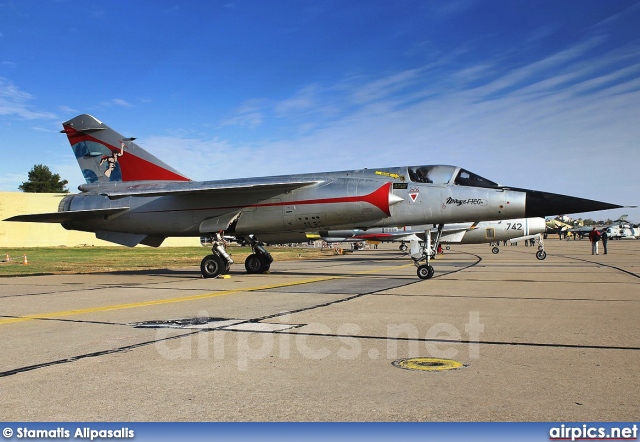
[{"x1": 1, "y1": 0, "x2": 639, "y2": 222}]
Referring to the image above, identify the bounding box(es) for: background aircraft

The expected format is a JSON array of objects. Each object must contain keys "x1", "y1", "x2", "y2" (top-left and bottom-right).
[
  {"x1": 5, "y1": 114, "x2": 623, "y2": 279},
  {"x1": 570, "y1": 216, "x2": 638, "y2": 239},
  {"x1": 545, "y1": 217, "x2": 575, "y2": 239},
  {"x1": 316, "y1": 217, "x2": 547, "y2": 259}
]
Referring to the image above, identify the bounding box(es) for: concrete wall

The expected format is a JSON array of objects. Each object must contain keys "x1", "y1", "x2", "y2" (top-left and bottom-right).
[{"x1": 0, "y1": 192, "x2": 199, "y2": 247}]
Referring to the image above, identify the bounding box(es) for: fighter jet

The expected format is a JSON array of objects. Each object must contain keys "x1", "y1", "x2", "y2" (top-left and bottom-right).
[
  {"x1": 317, "y1": 217, "x2": 548, "y2": 261},
  {"x1": 5, "y1": 114, "x2": 624, "y2": 279}
]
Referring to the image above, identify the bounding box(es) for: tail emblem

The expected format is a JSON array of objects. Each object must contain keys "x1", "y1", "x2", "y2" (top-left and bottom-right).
[{"x1": 100, "y1": 140, "x2": 127, "y2": 178}]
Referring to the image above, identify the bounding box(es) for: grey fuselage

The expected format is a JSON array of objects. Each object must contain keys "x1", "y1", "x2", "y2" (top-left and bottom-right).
[{"x1": 59, "y1": 165, "x2": 525, "y2": 243}]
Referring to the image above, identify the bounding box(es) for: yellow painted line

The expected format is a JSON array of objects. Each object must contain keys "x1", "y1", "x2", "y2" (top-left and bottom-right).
[{"x1": 0, "y1": 262, "x2": 412, "y2": 326}]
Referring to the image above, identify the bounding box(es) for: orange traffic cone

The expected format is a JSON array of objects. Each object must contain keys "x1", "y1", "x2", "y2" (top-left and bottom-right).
[
  {"x1": 3, "y1": 253, "x2": 9, "y2": 262},
  {"x1": 22, "y1": 254, "x2": 29, "y2": 265}
]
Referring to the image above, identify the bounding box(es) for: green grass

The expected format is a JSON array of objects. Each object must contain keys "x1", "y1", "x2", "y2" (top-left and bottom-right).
[{"x1": 0, "y1": 246, "x2": 335, "y2": 277}]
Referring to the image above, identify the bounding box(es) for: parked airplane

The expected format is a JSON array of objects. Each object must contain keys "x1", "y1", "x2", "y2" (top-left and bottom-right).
[
  {"x1": 316, "y1": 217, "x2": 548, "y2": 261},
  {"x1": 5, "y1": 114, "x2": 624, "y2": 279},
  {"x1": 545, "y1": 217, "x2": 574, "y2": 239},
  {"x1": 570, "y1": 215, "x2": 638, "y2": 239}
]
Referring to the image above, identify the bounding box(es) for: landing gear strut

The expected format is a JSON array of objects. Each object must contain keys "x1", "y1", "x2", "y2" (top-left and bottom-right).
[
  {"x1": 243, "y1": 235, "x2": 274, "y2": 274},
  {"x1": 201, "y1": 233, "x2": 234, "y2": 278},
  {"x1": 501, "y1": 234, "x2": 546, "y2": 260},
  {"x1": 411, "y1": 224, "x2": 443, "y2": 280},
  {"x1": 535, "y1": 235, "x2": 547, "y2": 260}
]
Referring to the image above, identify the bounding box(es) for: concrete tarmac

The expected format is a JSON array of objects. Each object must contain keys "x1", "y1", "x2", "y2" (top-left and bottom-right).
[{"x1": 0, "y1": 239, "x2": 638, "y2": 421}]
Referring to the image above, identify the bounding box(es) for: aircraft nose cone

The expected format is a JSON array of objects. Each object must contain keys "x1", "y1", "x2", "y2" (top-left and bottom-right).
[{"x1": 524, "y1": 190, "x2": 622, "y2": 218}]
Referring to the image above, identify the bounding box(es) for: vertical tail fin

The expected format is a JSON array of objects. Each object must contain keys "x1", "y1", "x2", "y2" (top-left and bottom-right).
[{"x1": 61, "y1": 114, "x2": 190, "y2": 184}]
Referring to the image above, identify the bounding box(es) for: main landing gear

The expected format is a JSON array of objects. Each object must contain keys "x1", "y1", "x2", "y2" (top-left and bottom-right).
[
  {"x1": 201, "y1": 233, "x2": 234, "y2": 278},
  {"x1": 243, "y1": 235, "x2": 274, "y2": 274},
  {"x1": 200, "y1": 233, "x2": 274, "y2": 278}
]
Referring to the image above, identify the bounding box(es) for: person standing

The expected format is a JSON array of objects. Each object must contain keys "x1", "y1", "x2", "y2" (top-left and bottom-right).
[
  {"x1": 588, "y1": 227, "x2": 601, "y2": 255},
  {"x1": 601, "y1": 228, "x2": 609, "y2": 255}
]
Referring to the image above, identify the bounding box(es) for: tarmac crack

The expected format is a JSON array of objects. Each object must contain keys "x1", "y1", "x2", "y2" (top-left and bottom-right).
[
  {"x1": 557, "y1": 255, "x2": 640, "y2": 279},
  {"x1": 0, "y1": 330, "x2": 200, "y2": 378},
  {"x1": 373, "y1": 293, "x2": 639, "y2": 302}
]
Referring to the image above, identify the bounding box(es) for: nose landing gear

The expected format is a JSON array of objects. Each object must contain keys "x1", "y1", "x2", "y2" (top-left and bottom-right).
[{"x1": 411, "y1": 224, "x2": 443, "y2": 280}]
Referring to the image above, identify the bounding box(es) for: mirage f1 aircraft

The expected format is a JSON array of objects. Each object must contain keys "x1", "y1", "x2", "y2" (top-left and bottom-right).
[
  {"x1": 317, "y1": 217, "x2": 548, "y2": 261},
  {"x1": 5, "y1": 114, "x2": 624, "y2": 279}
]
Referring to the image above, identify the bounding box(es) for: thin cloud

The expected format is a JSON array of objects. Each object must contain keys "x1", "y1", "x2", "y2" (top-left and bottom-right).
[
  {"x1": 111, "y1": 98, "x2": 134, "y2": 107},
  {"x1": 0, "y1": 77, "x2": 56, "y2": 120},
  {"x1": 472, "y1": 36, "x2": 608, "y2": 98},
  {"x1": 96, "y1": 98, "x2": 134, "y2": 109},
  {"x1": 274, "y1": 85, "x2": 320, "y2": 114},
  {"x1": 217, "y1": 100, "x2": 265, "y2": 129},
  {"x1": 58, "y1": 105, "x2": 78, "y2": 115},
  {"x1": 590, "y1": 2, "x2": 640, "y2": 31},
  {"x1": 350, "y1": 68, "x2": 424, "y2": 105},
  {"x1": 426, "y1": 0, "x2": 476, "y2": 17}
]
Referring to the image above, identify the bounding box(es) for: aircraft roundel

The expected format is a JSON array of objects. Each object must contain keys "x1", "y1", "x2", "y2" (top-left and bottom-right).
[{"x1": 409, "y1": 188, "x2": 419, "y2": 203}]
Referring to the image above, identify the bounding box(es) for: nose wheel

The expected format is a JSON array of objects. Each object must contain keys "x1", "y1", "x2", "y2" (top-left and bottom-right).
[
  {"x1": 535, "y1": 235, "x2": 546, "y2": 260},
  {"x1": 411, "y1": 224, "x2": 444, "y2": 280},
  {"x1": 417, "y1": 264, "x2": 435, "y2": 280}
]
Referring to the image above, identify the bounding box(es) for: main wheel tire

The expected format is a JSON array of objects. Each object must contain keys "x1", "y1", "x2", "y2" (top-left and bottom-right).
[
  {"x1": 417, "y1": 264, "x2": 435, "y2": 280},
  {"x1": 399, "y1": 243, "x2": 408, "y2": 252},
  {"x1": 245, "y1": 254, "x2": 267, "y2": 274},
  {"x1": 492, "y1": 246, "x2": 500, "y2": 254},
  {"x1": 536, "y1": 250, "x2": 547, "y2": 260},
  {"x1": 201, "y1": 254, "x2": 224, "y2": 278}
]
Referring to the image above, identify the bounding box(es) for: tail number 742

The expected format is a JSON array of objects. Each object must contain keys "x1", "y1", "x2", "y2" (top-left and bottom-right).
[{"x1": 506, "y1": 222, "x2": 523, "y2": 230}]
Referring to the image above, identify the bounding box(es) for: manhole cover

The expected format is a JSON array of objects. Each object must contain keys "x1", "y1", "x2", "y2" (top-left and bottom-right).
[{"x1": 392, "y1": 357, "x2": 468, "y2": 371}]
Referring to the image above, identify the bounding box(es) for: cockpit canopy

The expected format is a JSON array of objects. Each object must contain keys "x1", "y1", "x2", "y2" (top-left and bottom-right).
[{"x1": 408, "y1": 165, "x2": 499, "y2": 188}]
